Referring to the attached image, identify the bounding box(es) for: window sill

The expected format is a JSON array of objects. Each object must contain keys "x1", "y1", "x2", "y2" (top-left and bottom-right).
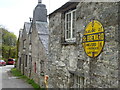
[
  {"x1": 61, "y1": 41, "x2": 77, "y2": 45},
  {"x1": 69, "y1": 70, "x2": 84, "y2": 77}
]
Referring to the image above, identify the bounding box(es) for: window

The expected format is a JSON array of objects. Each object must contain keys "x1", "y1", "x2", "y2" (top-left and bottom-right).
[
  {"x1": 25, "y1": 55, "x2": 27, "y2": 67},
  {"x1": 69, "y1": 70, "x2": 85, "y2": 88},
  {"x1": 75, "y1": 76, "x2": 84, "y2": 88},
  {"x1": 23, "y1": 39, "x2": 26, "y2": 49},
  {"x1": 29, "y1": 34, "x2": 32, "y2": 44},
  {"x1": 29, "y1": 55, "x2": 32, "y2": 68},
  {"x1": 40, "y1": 60, "x2": 44, "y2": 76},
  {"x1": 29, "y1": 44, "x2": 32, "y2": 51},
  {"x1": 19, "y1": 57, "x2": 21, "y2": 69},
  {"x1": 34, "y1": 62, "x2": 36, "y2": 73},
  {"x1": 65, "y1": 10, "x2": 76, "y2": 41}
]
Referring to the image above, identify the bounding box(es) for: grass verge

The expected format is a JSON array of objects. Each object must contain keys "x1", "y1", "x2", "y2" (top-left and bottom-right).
[{"x1": 11, "y1": 68, "x2": 42, "y2": 90}]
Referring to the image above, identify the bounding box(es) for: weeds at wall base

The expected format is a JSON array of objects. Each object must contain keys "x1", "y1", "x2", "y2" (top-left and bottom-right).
[{"x1": 11, "y1": 68, "x2": 43, "y2": 90}]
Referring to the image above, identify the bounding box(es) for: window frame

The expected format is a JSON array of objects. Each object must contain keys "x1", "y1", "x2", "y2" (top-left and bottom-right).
[
  {"x1": 25, "y1": 55, "x2": 27, "y2": 67},
  {"x1": 29, "y1": 33, "x2": 32, "y2": 44},
  {"x1": 29, "y1": 44, "x2": 32, "y2": 51},
  {"x1": 29, "y1": 55, "x2": 32, "y2": 68},
  {"x1": 65, "y1": 9, "x2": 76, "y2": 42},
  {"x1": 75, "y1": 75, "x2": 84, "y2": 88},
  {"x1": 23, "y1": 39, "x2": 26, "y2": 49},
  {"x1": 40, "y1": 60, "x2": 44, "y2": 76},
  {"x1": 34, "y1": 62, "x2": 36, "y2": 73}
]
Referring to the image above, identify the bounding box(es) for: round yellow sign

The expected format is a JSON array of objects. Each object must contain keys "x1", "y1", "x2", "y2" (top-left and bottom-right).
[{"x1": 82, "y1": 20, "x2": 105, "y2": 58}]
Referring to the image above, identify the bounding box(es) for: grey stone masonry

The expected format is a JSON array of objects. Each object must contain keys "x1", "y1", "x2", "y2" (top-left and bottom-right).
[
  {"x1": 48, "y1": 1, "x2": 120, "y2": 88},
  {"x1": 17, "y1": 0, "x2": 120, "y2": 88},
  {"x1": 76, "y1": 2, "x2": 119, "y2": 88},
  {"x1": 30, "y1": 21, "x2": 49, "y2": 88}
]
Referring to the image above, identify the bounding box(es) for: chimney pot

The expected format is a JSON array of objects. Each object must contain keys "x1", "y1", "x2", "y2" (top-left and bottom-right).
[{"x1": 38, "y1": 0, "x2": 42, "y2": 3}]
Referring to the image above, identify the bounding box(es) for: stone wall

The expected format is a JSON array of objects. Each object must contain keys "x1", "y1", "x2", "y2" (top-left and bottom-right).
[
  {"x1": 49, "y1": 2, "x2": 119, "y2": 88},
  {"x1": 76, "y1": 2, "x2": 119, "y2": 88},
  {"x1": 30, "y1": 23, "x2": 49, "y2": 88},
  {"x1": 19, "y1": 28, "x2": 28, "y2": 75},
  {"x1": 48, "y1": 12, "x2": 63, "y2": 88}
]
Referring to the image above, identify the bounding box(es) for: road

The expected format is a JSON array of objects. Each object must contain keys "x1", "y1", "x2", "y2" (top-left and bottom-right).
[{"x1": 0, "y1": 65, "x2": 33, "y2": 89}]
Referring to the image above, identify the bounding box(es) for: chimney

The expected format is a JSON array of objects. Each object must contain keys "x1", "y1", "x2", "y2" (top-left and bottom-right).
[
  {"x1": 38, "y1": 0, "x2": 42, "y2": 3},
  {"x1": 33, "y1": 0, "x2": 47, "y2": 22}
]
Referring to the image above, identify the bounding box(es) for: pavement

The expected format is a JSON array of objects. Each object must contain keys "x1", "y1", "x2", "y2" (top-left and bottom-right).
[{"x1": 0, "y1": 65, "x2": 33, "y2": 89}]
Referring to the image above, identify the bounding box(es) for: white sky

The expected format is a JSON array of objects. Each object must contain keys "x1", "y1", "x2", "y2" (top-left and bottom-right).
[{"x1": 0, "y1": 0, "x2": 69, "y2": 37}]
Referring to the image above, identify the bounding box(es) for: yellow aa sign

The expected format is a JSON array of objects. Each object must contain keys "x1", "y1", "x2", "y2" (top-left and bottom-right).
[{"x1": 82, "y1": 20, "x2": 105, "y2": 58}]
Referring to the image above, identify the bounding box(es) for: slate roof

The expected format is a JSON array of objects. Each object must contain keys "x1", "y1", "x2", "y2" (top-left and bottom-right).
[
  {"x1": 24, "y1": 22, "x2": 31, "y2": 34},
  {"x1": 72, "y1": 0, "x2": 119, "y2": 2},
  {"x1": 35, "y1": 21, "x2": 49, "y2": 54},
  {"x1": 36, "y1": 22, "x2": 49, "y2": 35},
  {"x1": 49, "y1": 2, "x2": 79, "y2": 17}
]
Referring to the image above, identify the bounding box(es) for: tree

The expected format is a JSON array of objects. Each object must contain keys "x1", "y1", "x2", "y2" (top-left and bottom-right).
[{"x1": 1, "y1": 26, "x2": 17, "y2": 61}]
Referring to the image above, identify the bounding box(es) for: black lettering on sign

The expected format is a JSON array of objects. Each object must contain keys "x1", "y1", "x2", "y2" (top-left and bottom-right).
[{"x1": 82, "y1": 32, "x2": 104, "y2": 43}]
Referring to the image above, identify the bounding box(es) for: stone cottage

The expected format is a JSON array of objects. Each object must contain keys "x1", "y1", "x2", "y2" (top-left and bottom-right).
[
  {"x1": 29, "y1": 21, "x2": 49, "y2": 87},
  {"x1": 17, "y1": 22, "x2": 31, "y2": 75},
  {"x1": 17, "y1": 0, "x2": 49, "y2": 88},
  {"x1": 29, "y1": 0, "x2": 49, "y2": 87},
  {"x1": 48, "y1": 1, "x2": 120, "y2": 88}
]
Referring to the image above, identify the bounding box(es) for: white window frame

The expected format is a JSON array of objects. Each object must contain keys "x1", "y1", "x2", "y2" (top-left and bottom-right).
[
  {"x1": 65, "y1": 9, "x2": 76, "y2": 42},
  {"x1": 75, "y1": 75, "x2": 84, "y2": 88}
]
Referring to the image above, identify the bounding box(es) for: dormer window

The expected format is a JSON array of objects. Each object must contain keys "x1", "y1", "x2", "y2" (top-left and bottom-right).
[{"x1": 65, "y1": 9, "x2": 76, "y2": 42}]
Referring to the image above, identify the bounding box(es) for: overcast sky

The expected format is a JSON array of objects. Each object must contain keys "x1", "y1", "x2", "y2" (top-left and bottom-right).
[{"x1": 0, "y1": 0, "x2": 69, "y2": 37}]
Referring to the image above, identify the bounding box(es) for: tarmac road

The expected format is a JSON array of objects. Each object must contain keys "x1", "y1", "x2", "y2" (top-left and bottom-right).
[{"x1": 0, "y1": 65, "x2": 33, "y2": 89}]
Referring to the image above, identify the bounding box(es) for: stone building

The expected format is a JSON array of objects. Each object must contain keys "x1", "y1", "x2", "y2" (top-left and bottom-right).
[
  {"x1": 48, "y1": 1, "x2": 120, "y2": 88},
  {"x1": 17, "y1": 0, "x2": 49, "y2": 87},
  {"x1": 17, "y1": 22, "x2": 31, "y2": 75},
  {"x1": 29, "y1": 21, "x2": 49, "y2": 87},
  {"x1": 29, "y1": 1, "x2": 49, "y2": 87},
  {"x1": 17, "y1": 0, "x2": 120, "y2": 88}
]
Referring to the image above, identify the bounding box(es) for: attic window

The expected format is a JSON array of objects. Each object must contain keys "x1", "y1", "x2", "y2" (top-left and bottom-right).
[{"x1": 65, "y1": 9, "x2": 76, "y2": 42}]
